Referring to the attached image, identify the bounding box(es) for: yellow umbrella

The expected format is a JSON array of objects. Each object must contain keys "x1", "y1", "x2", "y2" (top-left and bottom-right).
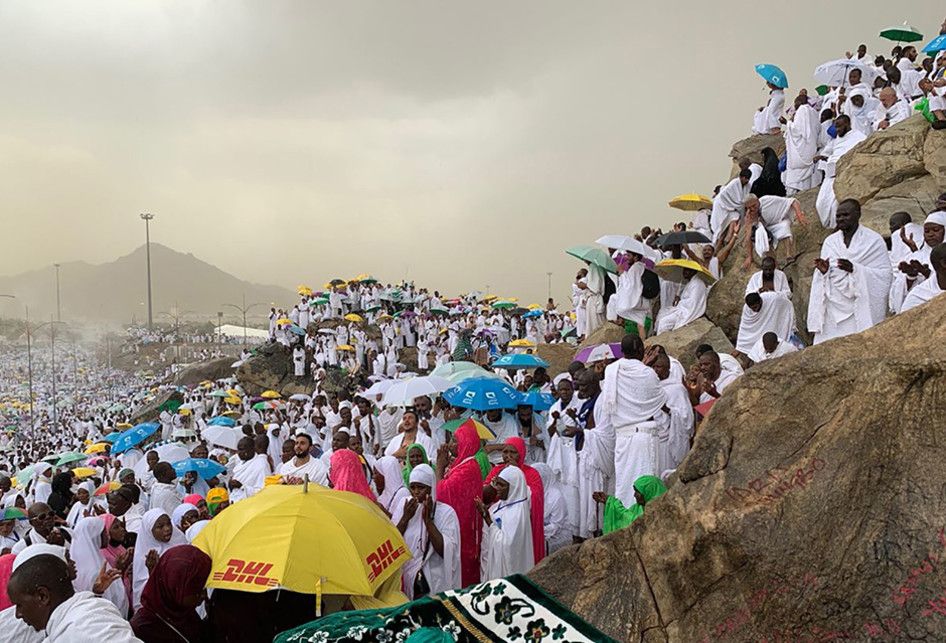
[
  {"x1": 223, "y1": 397, "x2": 242, "y2": 406},
  {"x1": 509, "y1": 339, "x2": 536, "y2": 348},
  {"x1": 653, "y1": 258, "x2": 717, "y2": 285},
  {"x1": 179, "y1": 408, "x2": 192, "y2": 416},
  {"x1": 261, "y1": 390, "x2": 282, "y2": 399},
  {"x1": 72, "y1": 467, "x2": 97, "y2": 479},
  {"x1": 193, "y1": 484, "x2": 410, "y2": 596},
  {"x1": 297, "y1": 285, "x2": 313, "y2": 296},
  {"x1": 527, "y1": 304, "x2": 542, "y2": 310},
  {"x1": 221, "y1": 410, "x2": 242, "y2": 417},
  {"x1": 276, "y1": 318, "x2": 293, "y2": 325},
  {"x1": 344, "y1": 314, "x2": 364, "y2": 324},
  {"x1": 84, "y1": 443, "x2": 109, "y2": 455},
  {"x1": 337, "y1": 344, "x2": 355, "y2": 352},
  {"x1": 668, "y1": 193, "x2": 713, "y2": 211},
  {"x1": 226, "y1": 389, "x2": 241, "y2": 397},
  {"x1": 482, "y1": 294, "x2": 497, "y2": 302},
  {"x1": 116, "y1": 422, "x2": 132, "y2": 429}
]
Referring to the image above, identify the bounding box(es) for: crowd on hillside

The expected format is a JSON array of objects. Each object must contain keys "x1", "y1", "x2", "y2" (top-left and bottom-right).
[{"x1": 0, "y1": 16, "x2": 944, "y2": 643}]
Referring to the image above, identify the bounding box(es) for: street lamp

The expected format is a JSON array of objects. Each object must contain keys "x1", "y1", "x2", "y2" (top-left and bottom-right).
[
  {"x1": 54, "y1": 264, "x2": 62, "y2": 322},
  {"x1": 222, "y1": 293, "x2": 264, "y2": 346},
  {"x1": 216, "y1": 311, "x2": 223, "y2": 345},
  {"x1": 546, "y1": 272, "x2": 553, "y2": 302},
  {"x1": 140, "y1": 213, "x2": 155, "y2": 329},
  {"x1": 20, "y1": 306, "x2": 66, "y2": 431}
]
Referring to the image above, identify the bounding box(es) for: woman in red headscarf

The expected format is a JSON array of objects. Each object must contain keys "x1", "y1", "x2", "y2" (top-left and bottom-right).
[
  {"x1": 435, "y1": 422, "x2": 484, "y2": 586},
  {"x1": 329, "y1": 449, "x2": 377, "y2": 502},
  {"x1": 131, "y1": 544, "x2": 212, "y2": 642},
  {"x1": 484, "y1": 437, "x2": 545, "y2": 564},
  {"x1": 0, "y1": 553, "x2": 14, "y2": 610}
]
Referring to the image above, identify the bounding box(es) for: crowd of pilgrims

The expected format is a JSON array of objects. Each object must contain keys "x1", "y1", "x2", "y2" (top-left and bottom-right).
[{"x1": 0, "y1": 20, "x2": 945, "y2": 643}]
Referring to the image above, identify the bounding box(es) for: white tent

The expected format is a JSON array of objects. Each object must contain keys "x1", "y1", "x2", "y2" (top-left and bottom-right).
[{"x1": 218, "y1": 324, "x2": 269, "y2": 341}]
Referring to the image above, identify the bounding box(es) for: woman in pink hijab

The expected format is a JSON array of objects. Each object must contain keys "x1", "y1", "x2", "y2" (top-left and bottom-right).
[
  {"x1": 329, "y1": 449, "x2": 377, "y2": 502},
  {"x1": 0, "y1": 553, "x2": 15, "y2": 610}
]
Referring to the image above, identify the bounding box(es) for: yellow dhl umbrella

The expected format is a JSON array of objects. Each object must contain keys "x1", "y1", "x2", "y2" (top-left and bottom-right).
[
  {"x1": 275, "y1": 318, "x2": 293, "y2": 326},
  {"x1": 668, "y1": 193, "x2": 713, "y2": 211},
  {"x1": 72, "y1": 467, "x2": 97, "y2": 479},
  {"x1": 261, "y1": 390, "x2": 281, "y2": 400},
  {"x1": 337, "y1": 344, "x2": 355, "y2": 352},
  {"x1": 508, "y1": 339, "x2": 536, "y2": 348},
  {"x1": 193, "y1": 484, "x2": 410, "y2": 596},
  {"x1": 223, "y1": 397, "x2": 242, "y2": 406},
  {"x1": 344, "y1": 314, "x2": 364, "y2": 324},
  {"x1": 84, "y1": 443, "x2": 109, "y2": 454},
  {"x1": 653, "y1": 258, "x2": 717, "y2": 286}
]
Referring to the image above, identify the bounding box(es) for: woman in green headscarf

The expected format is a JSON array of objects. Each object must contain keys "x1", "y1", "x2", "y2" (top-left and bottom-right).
[
  {"x1": 594, "y1": 475, "x2": 667, "y2": 534},
  {"x1": 402, "y1": 443, "x2": 429, "y2": 486}
]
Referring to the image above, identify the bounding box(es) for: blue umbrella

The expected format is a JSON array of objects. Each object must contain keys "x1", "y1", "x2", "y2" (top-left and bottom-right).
[
  {"x1": 111, "y1": 422, "x2": 159, "y2": 454},
  {"x1": 207, "y1": 416, "x2": 236, "y2": 427},
  {"x1": 754, "y1": 63, "x2": 788, "y2": 88},
  {"x1": 443, "y1": 377, "x2": 521, "y2": 411},
  {"x1": 102, "y1": 432, "x2": 122, "y2": 443},
  {"x1": 522, "y1": 309, "x2": 543, "y2": 319},
  {"x1": 518, "y1": 389, "x2": 555, "y2": 411},
  {"x1": 923, "y1": 34, "x2": 946, "y2": 53},
  {"x1": 288, "y1": 324, "x2": 306, "y2": 336},
  {"x1": 492, "y1": 353, "x2": 550, "y2": 370},
  {"x1": 171, "y1": 458, "x2": 226, "y2": 480}
]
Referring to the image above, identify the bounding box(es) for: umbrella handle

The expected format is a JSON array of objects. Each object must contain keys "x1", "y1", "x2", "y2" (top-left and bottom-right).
[{"x1": 303, "y1": 473, "x2": 309, "y2": 493}]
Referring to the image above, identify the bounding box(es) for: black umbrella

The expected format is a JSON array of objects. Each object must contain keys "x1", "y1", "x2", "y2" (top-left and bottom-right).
[{"x1": 655, "y1": 231, "x2": 712, "y2": 248}]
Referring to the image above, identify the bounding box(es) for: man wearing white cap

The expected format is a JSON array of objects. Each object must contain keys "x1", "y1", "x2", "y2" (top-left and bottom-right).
[
  {"x1": 545, "y1": 373, "x2": 582, "y2": 541},
  {"x1": 889, "y1": 212, "x2": 946, "y2": 313}
]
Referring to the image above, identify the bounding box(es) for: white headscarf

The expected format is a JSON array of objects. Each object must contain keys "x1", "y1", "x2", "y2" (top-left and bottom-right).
[
  {"x1": 71, "y1": 517, "x2": 129, "y2": 616},
  {"x1": 482, "y1": 466, "x2": 534, "y2": 580},
  {"x1": 171, "y1": 503, "x2": 198, "y2": 532},
  {"x1": 131, "y1": 508, "x2": 187, "y2": 609},
  {"x1": 925, "y1": 211, "x2": 946, "y2": 227}
]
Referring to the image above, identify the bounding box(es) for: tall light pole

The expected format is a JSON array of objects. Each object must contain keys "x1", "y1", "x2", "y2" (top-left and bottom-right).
[
  {"x1": 21, "y1": 306, "x2": 65, "y2": 431},
  {"x1": 54, "y1": 264, "x2": 62, "y2": 322},
  {"x1": 546, "y1": 271, "x2": 553, "y2": 302},
  {"x1": 216, "y1": 311, "x2": 223, "y2": 345},
  {"x1": 223, "y1": 293, "x2": 264, "y2": 346},
  {"x1": 140, "y1": 213, "x2": 155, "y2": 329}
]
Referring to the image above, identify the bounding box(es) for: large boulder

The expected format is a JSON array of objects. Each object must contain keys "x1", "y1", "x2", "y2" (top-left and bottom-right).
[
  {"x1": 579, "y1": 322, "x2": 626, "y2": 349},
  {"x1": 171, "y1": 357, "x2": 235, "y2": 387},
  {"x1": 130, "y1": 388, "x2": 184, "y2": 424},
  {"x1": 644, "y1": 318, "x2": 733, "y2": 372},
  {"x1": 234, "y1": 343, "x2": 313, "y2": 397},
  {"x1": 530, "y1": 297, "x2": 946, "y2": 641},
  {"x1": 834, "y1": 115, "x2": 935, "y2": 206},
  {"x1": 534, "y1": 342, "x2": 577, "y2": 377}
]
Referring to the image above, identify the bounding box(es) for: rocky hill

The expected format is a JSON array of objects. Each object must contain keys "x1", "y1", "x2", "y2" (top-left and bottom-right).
[{"x1": 528, "y1": 117, "x2": 946, "y2": 640}]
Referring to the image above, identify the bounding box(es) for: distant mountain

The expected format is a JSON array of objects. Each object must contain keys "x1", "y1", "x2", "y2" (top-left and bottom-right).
[{"x1": 0, "y1": 244, "x2": 295, "y2": 324}]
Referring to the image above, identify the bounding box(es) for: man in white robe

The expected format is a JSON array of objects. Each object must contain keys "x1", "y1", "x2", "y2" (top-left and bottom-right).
[
  {"x1": 783, "y1": 95, "x2": 820, "y2": 194},
  {"x1": 648, "y1": 349, "x2": 694, "y2": 472},
  {"x1": 656, "y1": 272, "x2": 708, "y2": 334},
  {"x1": 745, "y1": 257, "x2": 792, "y2": 299},
  {"x1": 743, "y1": 194, "x2": 808, "y2": 262},
  {"x1": 710, "y1": 170, "x2": 751, "y2": 244},
  {"x1": 752, "y1": 86, "x2": 785, "y2": 134},
  {"x1": 814, "y1": 115, "x2": 867, "y2": 228},
  {"x1": 292, "y1": 346, "x2": 305, "y2": 377},
  {"x1": 685, "y1": 350, "x2": 740, "y2": 406},
  {"x1": 580, "y1": 263, "x2": 607, "y2": 338},
  {"x1": 613, "y1": 250, "x2": 654, "y2": 336},
  {"x1": 840, "y1": 86, "x2": 880, "y2": 137},
  {"x1": 747, "y1": 332, "x2": 799, "y2": 364},
  {"x1": 889, "y1": 212, "x2": 946, "y2": 313},
  {"x1": 597, "y1": 335, "x2": 669, "y2": 509},
  {"x1": 544, "y1": 374, "x2": 581, "y2": 540},
  {"x1": 873, "y1": 87, "x2": 911, "y2": 130},
  {"x1": 229, "y1": 436, "x2": 272, "y2": 502},
  {"x1": 278, "y1": 433, "x2": 328, "y2": 486},
  {"x1": 901, "y1": 243, "x2": 946, "y2": 312},
  {"x1": 807, "y1": 199, "x2": 892, "y2": 344},
  {"x1": 735, "y1": 292, "x2": 796, "y2": 355}
]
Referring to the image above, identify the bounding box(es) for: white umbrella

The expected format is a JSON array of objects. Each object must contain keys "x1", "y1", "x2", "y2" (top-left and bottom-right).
[
  {"x1": 596, "y1": 234, "x2": 648, "y2": 256},
  {"x1": 202, "y1": 425, "x2": 242, "y2": 450},
  {"x1": 381, "y1": 376, "x2": 453, "y2": 407},
  {"x1": 813, "y1": 58, "x2": 879, "y2": 88},
  {"x1": 362, "y1": 379, "x2": 396, "y2": 397},
  {"x1": 289, "y1": 393, "x2": 310, "y2": 402}
]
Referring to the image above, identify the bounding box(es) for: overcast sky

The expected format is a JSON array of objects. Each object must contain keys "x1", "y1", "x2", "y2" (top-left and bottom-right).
[{"x1": 1, "y1": 1, "x2": 942, "y2": 305}]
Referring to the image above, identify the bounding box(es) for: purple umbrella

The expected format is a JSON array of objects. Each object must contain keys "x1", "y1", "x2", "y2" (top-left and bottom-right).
[{"x1": 574, "y1": 343, "x2": 621, "y2": 364}]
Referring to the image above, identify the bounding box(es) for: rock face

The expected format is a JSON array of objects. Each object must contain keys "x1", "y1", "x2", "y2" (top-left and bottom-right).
[
  {"x1": 728, "y1": 133, "x2": 785, "y2": 180},
  {"x1": 535, "y1": 343, "x2": 577, "y2": 378},
  {"x1": 235, "y1": 343, "x2": 313, "y2": 397},
  {"x1": 172, "y1": 357, "x2": 235, "y2": 387},
  {"x1": 130, "y1": 389, "x2": 184, "y2": 424},
  {"x1": 530, "y1": 297, "x2": 946, "y2": 642}
]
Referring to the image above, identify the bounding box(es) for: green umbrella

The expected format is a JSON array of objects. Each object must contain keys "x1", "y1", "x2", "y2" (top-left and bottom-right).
[
  {"x1": 55, "y1": 451, "x2": 89, "y2": 467},
  {"x1": 491, "y1": 300, "x2": 516, "y2": 309},
  {"x1": 880, "y1": 24, "x2": 923, "y2": 43},
  {"x1": 1, "y1": 507, "x2": 27, "y2": 521},
  {"x1": 14, "y1": 464, "x2": 38, "y2": 481},
  {"x1": 158, "y1": 399, "x2": 182, "y2": 413},
  {"x1": 310, "y1": 297, "x2": 330, "y2": 306},
  {"x1": 209, "y1": 390, "x2": 229, "y2": 398},
  {"x1": 565, "y1": 244, "x2": 618, "y2": 274},
  {"x1": 815, "y1": 84, "x2": 829, "y2": 97},
  {"x1": 107, "y1": 403, "x2": 126, "y2": 413}
]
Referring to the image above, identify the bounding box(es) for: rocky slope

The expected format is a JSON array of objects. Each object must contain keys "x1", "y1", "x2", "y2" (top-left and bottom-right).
[
  {"x1": 528, "y1": 116, "x2": 946, "y2": 641},
  {"x1": 530, "y1": 296, "x2": 946, "y2": 642}
]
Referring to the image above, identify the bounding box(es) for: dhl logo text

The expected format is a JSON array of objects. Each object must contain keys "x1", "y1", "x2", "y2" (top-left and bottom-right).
[
  {"x1": 366, "y1": 539, "x2": 406, "y2": 582},
  {"x1": 212, "y1": 558, "x2": 279, "y2": 587}
]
